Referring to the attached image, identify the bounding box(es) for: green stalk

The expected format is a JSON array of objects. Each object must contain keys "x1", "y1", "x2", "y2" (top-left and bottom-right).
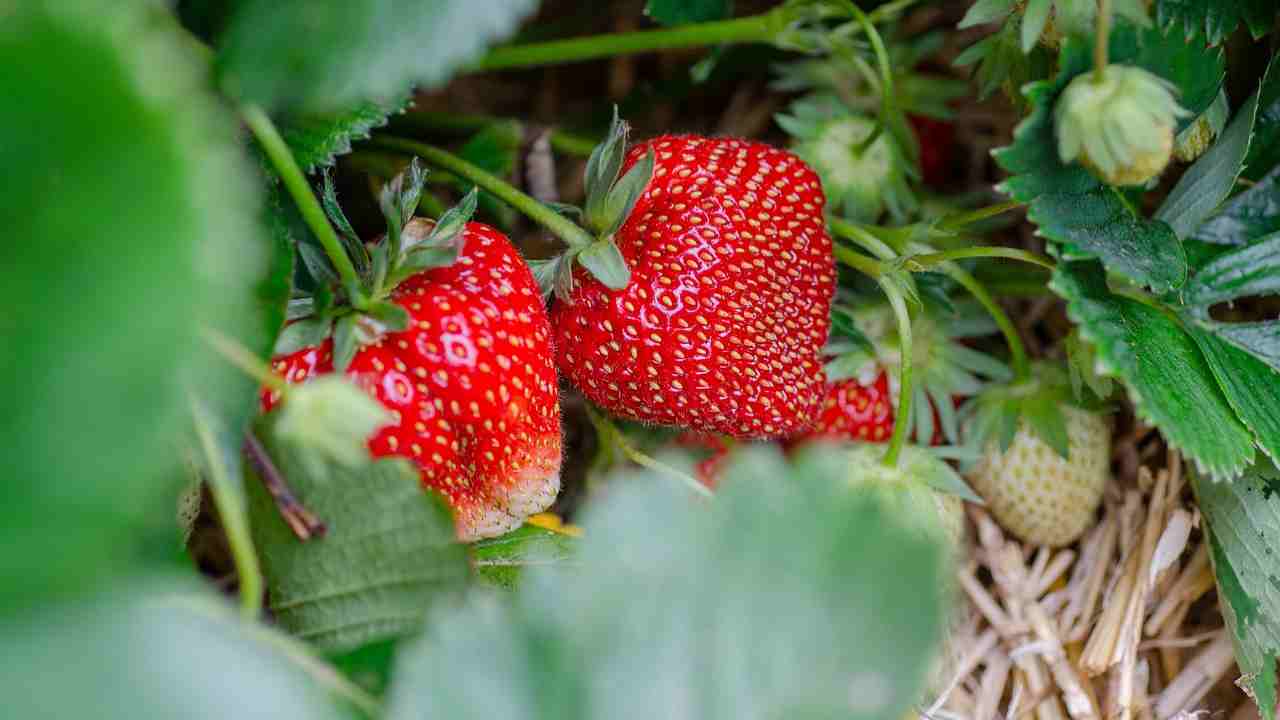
[
  {"x1": 585, "y1": 406, "x2": 713, "y2": 499},
  {"x1": 938, "y1": 263, "x2": 1031, "y2": 381},
  {"x1": 203, "y1": 328, "x2": 286, "y2": 394},
  {"x1": 394, "y1": 112, "x2": 599, "y2": 158},
  {"x1": 832, "y1": 244, "x2": 884, "y2": 278},
  {"x1": 907, "y1": 246, "x2": 1056, "y2": 271},
  {"x1": 1094, "y1": 0, "x2": 1112, "y2": 82},
  {"x1": 372, "y1": 136, "x2": 595, "y2": 249},
  {"x1": 829, "y1": 217, "x2": 897, "y2": 261},
  {"x1": 935, "y1": 200, "x2": 1022, "y2": 231},
  {"x1": 474, "y1": 7, "x2": 799, "y2": 71},
  {"x1": 878, "y1": 278, "x2": 914, "y2": 467},
  {"x1": 191, "y1": 399, "x2": 262, "y2": 619},
  {"x1": 242, "y1": 105, "x2": 364, "y2": 303}
]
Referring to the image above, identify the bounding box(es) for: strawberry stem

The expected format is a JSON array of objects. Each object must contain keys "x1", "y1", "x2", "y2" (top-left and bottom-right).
[
  {"x1": 832, "y1": 245, "x2": 885, "y2": 278},
  {"x1": 372, "y1": 136, "x2": 596, "y2": 250},
  {"x1": 242, "y1": 104, "x2": 365, "y2": 303},
  {"x1": 905, "y1": 246, "x2": 1055, "y2": 271},
  {"x1": 938, "y1": 263, "x2": 1032, "y2": 381},
  {"x1": 190, "y1": 399, "x2": 263, "y2": 620},
  {"x1": 829, "y1": 217, "x2": 898, "y2": 261},
  {"x1": 878, "y1": 277, "x2": 914, "y2": 467},
  {"x1": 203, "y1": 328, "x2": 287, "y2": 394},
  {"x1": 393, "y1": 111, "x2": 599, "y2": 158},
  {"x1": 473, "y1": 7, "x2": 801, "y2": 71},
  {"x1": 585, "y1": 405, "x2": 713, "y2": 499},
  {"x1": 935, "y1": 200, "x2": 1022, "y2": 231},
  {"x1": 1094, "y1": 0, "x2": 1112, "y2": 83}
]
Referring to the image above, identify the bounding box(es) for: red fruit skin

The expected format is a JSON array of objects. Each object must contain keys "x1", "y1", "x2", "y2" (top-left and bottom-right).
[
  {"x1": 263, "y1": 222, "x2": 562, "y2": 541},
  {"x1": 787, "y1": 370, "x2": 947, "y2": 448},
  {"x1": 552, "y1": 136, "x2": 836, "y2": 438},
  {"x1": 908, "y1": 114, "x2": 955, "y2": 188}
]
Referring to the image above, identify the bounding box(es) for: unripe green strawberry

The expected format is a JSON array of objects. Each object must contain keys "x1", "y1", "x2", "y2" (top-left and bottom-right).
[
  {"x1": 963, "y1": 375, "x2": 1110, "y2": 547},
  {"x1": 1055, "y1": 64, "x2": 1189, "y2": 186},
  {"x1": 841, "y1": 443, "x2": 970, "y2": 548}
]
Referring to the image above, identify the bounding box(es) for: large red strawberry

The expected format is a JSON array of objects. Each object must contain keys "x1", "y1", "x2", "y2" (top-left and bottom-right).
[
  {"x1": 551, "y1": 135, "x2": 836, "y2": 438},
  {"x1": 263, "y1": 212, "x2": 562, "y2": 541}
]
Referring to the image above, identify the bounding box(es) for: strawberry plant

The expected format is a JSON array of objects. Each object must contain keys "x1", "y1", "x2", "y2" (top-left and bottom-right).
[{"x1": 5, "y1": 0, "x2": 1280, "y2": 718}]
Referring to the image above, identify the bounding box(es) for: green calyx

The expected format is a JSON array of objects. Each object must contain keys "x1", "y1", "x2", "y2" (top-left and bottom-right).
[
  {"x1": 778, "y1": 96, "x2": 914, "y2": 222},
  {"x1": 277, "y1": 158, "x2": 478, "y2": 371},
  {"x1": 1054, "y1": 64, "x2": 1191, "y2": 186},
  {"x1": 961, "y1": 362, "x2": 1106, "y2": 462},
  {"x1": 533, "y1": 109, "x2": 653, "y2": 303},
  {"x1": 835, "y1": 442, "x2": 974, "y2": 547}
]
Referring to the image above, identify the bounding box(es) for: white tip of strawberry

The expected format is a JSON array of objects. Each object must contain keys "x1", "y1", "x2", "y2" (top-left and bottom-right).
[{"x1": 461, "y1": 468, "x2": 562, "y2": 542}]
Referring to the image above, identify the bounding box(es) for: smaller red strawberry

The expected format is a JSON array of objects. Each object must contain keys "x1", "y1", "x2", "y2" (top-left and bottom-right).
[{"x1": 803, "y1": 371, "x2": 895, "y2": 443}]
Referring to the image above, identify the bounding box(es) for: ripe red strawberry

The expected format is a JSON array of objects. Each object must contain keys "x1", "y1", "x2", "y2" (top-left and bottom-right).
[
  {"x1": 803, "y1": 371, "x2": 895, "y2": 443},
  {"x1": 263, "y1": 220, "x2": 562, "y2": 541},
  {"x1": 552, "y1": 136, "x2": 836, "y2": 438}
]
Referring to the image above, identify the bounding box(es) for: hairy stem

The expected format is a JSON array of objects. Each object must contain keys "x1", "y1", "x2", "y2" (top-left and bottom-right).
[
  {"x1": 829, "y1": 217, "x2": 898, "y2": 261},
  {"x1": 372, "y1": 136, "x2": 596, "y2": 248},
  {"x1": 242, "y1": 105, "x2": 364, "y2": 302},
  {"x1": 935, "y1": 200, "x2": 1023, "y2": 231},
  {"x1": 474, "y1": 8, "x2": 798, "y2": 71},
  {"x1": 879, "y1": 279, "x2": 914, "y2": 467},
  {"x1": 585, "y1": 405, "x2": 713, "y2": 499},
  {"x1": 393, "y1": 112, "x2": 598, "y2": 158},
  {"x1": 832, "y1": 244, "x2": 884, "y2": 278}
]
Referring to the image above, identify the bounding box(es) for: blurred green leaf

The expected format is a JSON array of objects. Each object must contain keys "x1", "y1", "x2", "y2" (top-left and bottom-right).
[
  {"x1": 282, "y1": 93, "x2": 413, "y2": 173},
  {"x1": 1191, "y1": 463, "x2": 1280, "y2": 718},
  {"x1": 0, "y1": 1, "x2": 265, "y2": 609},
  {"x1": 1051, "y1": 263, "x2": 1254, "y2": 479},
  {"x1": 1244, "y1": 53, "x2": 1280, "y2": 182},
  {"x1": 216, "y1": 0, "x2": 540, "y2": 113},
  {"x1": 1193, "y1": 167, "x2": 1280, "y2": 246},
  {"x1": 470, "y1": 524, "x2": 578, "y2": 590},
  {"x1": 247, "y1": 426, "x2": 470, "y2": 653},
  {"x1": 645, "y1": 0, "x2": 732, "y2": 25},
  {"x1": 388, "y1": 447, "x2": 946, "y2": 720},
  {"x1": 0, "y1": 579, "x2": 347, "y2": 719},
  {"x1": 1155, "y1": 0, "x2": 1276, "y2": 45}
]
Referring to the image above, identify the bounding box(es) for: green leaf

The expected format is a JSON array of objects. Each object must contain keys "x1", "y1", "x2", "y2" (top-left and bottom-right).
[
  {"x1": 1186, "y1": 328, "x2": 1280, "y2": 464},
  {"x1": 1156, "y1": 0, "x2": 1277, "y2": 45},
  {"x1": 1181, "y1": 231, "x2": 1280, "y2": 373},
  {"x1": 645, "y1": 0, "x2": 733, "y2": 25},
  {"x1": 216, "y1": 0, "x2": 540, "y2": 113},
  {"x1": 1021, "y1": 0, "x2": 1052, "y2": 53},
  {"x1": 1191, "y1": 463, "x2": 1280, "y2": 719},
  {"x1": 1023, "y1": 392, "x2": 1071, "y2": 459},
  {"x1": 583, "y1": 110, "x2": 628, "y2": 229},
  {"x1": 994, "y1": 27, "x2": 1216, "y2": 293},
  {"x1": 470, "y1": 524, "x2": 578, "y2": 591},
  {"x1": 958, "y1": 0, "x2": 1015, "y2": 28},
  {"x1": 1155, "y1": 87, "x2": 1261, "y2": 239},
  {"x1": 388, "y1": 446, "x2": 947, "y2": 719},
  {"x1": 248, "y1": 431, "x2": 470, "y2": 653},
  {"x1": 332, "y1": 314, "x2": 360, "y2": 373},
  {"x1": 1244, "y1": 53, "x2": 1280, "y2": 182},
  {"x1": 1193, "y1": 166, "x2": 1280, "y2": 246},
  {"x1": 364, "y1": 301, "x2": 411, "y2": 332},
  {"x1": 274, "y1": 317, "x2": 332, "y2": 356},
  {"x1": 282, "y1": 93, "x2": 413, "y2": 173},
  {"x1": 576, "y1": 238, "x2": 632, "y2": 290},
  {"x1": 0, "y1": 2, "x2": 266, "y2": 609},
  {"x1": 1051, "y1": 263, "x2": 1254, "y2": 479},
  {"x1": 0, "y1": 580, "x2": 347, "y2": 720}
]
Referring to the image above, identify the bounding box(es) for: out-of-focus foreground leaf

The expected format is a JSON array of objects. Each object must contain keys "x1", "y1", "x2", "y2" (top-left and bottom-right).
[{"x1": 387, "y1": 446, "x2": 947, "y2": 720}]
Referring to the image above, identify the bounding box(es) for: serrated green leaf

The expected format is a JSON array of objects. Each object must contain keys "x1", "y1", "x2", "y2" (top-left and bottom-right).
[
  {"x1": 216, "y1": 0, "x2": 539, "y2": 113},
  {"x1": 1244, "y1": 54, "x2": 1280, "y2": 182},
  {"x1": 470, "y1": 525, "x2": 578, "y2": 591},
  {"x1": 1186, "y1": 327, "x2": 1280, "y2": 464},
  {"x1": 994, "y1": 27, "x2": 1212, "y2": 292},
  {"x1": 645, "y1": 0, "x2": 732, "y2": 25},
  {"x1": 1193, "y1": 166, "x2": 1280, "y2": 246},
  {"x1": 577, "y1": 238, "x2": 631, "y2": 290},
  {"x1": 0, "y1": 2, "x2": 267, "y2": 609},
  {"x1": 248, "y1": 431, "x2": 470, "y2": 653},
  {"x1": 388, "y1": 446, "x2": 946, "y2": 720},
  {"x1": 0, "y1": 581, "x2": 346, "y2": 720},
  {"x1": 1155, "y1": 87, "x2": 1261, "y2": 239},
  {"x1": 1191, "y1": 463, "x2": 1280, "y2": 719},
  {"x1": 1156, "y1": 0, "x2": 1277, "y2": 45},
  {"x1": 1183, "y1": 231, "x2": 1280, "y2": 309},
  {"x1": 1051, "y1": 263, "x2": 1254, "y2": 478},
  {"x1": 282, "y1": 94, "x2": 412, "y2": 172}
]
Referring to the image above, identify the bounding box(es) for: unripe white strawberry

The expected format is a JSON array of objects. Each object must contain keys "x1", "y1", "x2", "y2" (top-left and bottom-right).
[{"x1": 966, "y1": 404, "x2": 1109, "y2": 547}]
